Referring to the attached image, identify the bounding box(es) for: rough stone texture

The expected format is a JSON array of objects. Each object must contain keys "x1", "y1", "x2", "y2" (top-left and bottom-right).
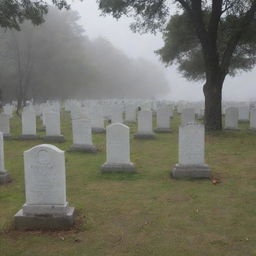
[
  {"x1": 134, "y1": 133, "x2": 156, "y2": 139},
  {"x1": 225, "y1": 107, "x2": 239, "y2": 130},
  {"x1": 172, "y1": 164, "x2": 211, "y2": 179},
  {"x1": 44, "y1": 135, "x2": 65, "y2": 143},
  {"x1": 14, "y1": 207, "x2": 75, "y2": 231},
  {"x1": 92, "y1": 127, "x2": 106, "y2": 134},
  {"x1": 0, "y1": 171, "x2": 11, "y2": 185},
  {"x1": 19, "y1": 135, "x2": 40, "y2": 140},
  {"x1": 70, "y1": 144, "x2": 97, "y2": 153},
  {"x1": 101, "y1": 163, "x2": 136, "y2": 173}
]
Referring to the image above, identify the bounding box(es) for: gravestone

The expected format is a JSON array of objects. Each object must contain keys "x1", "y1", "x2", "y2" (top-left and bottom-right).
[
  {"x1": 101, "y1": 123, "x2": 136, "y2": 173},
  {"x1": 0, "y1": 113, "x2": 11, "y2": 139},
  {"x1": 238, "y1": 106, "x2": 249, "y2": 122},
  {"x1": 111, "y1": 106, "x2": 123, "y2": 123},
  {"x1": 44, "y1": 112, "x2": 65, "y2": 142},
  {"x1": 70, "y1": 119, "x2": 97, "y2": 152},
  {"x1": 172, "y1": 123, "x2": 211, "y2": 178},
  {"x1": 92, "y1": 114, "x2": 105, "y2": 134},
  {"x1": 14, "y1": 144, "x2": 75, "y2": 230},
  {"x1": 134, "y1": 110, "x2": 155, "y2": 139},
  {"x1": 181, "y1": 108, "x2": 195, "y2": 126},
  {"x1": 249, "y1": 108, "x2": 256, "y2": 131},
  {"x1": 20, "y1": 110, "x2": 39, "y2": 140},
  {"x1": 0, "y1": 132, "x2": 11, "y2": 184},
  {"x1": 224, "y1": 107, "x2": 239, "y2": 130},
  {"x1": 154, "y1": 107, "x2": 172, "y2": 133},
  {"x1": 125, "y1": 105, "x2": 137, "y2": 124}
]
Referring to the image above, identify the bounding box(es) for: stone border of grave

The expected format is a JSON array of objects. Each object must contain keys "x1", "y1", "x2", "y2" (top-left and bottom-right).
[
  {"x1": 0, "y1": 171, "x2": 11, "y2": 185},
  {"x1": 134, "y1": 133, "x2": 156, "y2": 139},
  {"x1": 92, "y1": 127, "x2": 106, "y2": 134},
  {"x1": 154, "y1": 128, "x2": 172, "y2": 133},
  {"x1": 19, "y1": 135, "x2": 41, "y2": 140},
  {"x1": 43, "y1": 135, "x2": 66, "y2": 143}
]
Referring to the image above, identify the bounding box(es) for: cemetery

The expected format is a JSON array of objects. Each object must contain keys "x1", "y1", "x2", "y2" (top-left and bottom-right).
[{"x1": 0, "y1": 100, "x2": 256, "y2": 256}]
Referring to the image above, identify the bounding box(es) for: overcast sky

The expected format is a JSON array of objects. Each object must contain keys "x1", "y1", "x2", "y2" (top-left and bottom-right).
[{"x1": 71, "y1": 0, "x2": 256, "y2": 101}]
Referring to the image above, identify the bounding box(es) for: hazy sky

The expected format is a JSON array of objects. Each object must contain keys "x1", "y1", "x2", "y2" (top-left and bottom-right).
[{"x1": 72, "y1": 0, "x2": 256, "y2": 101}]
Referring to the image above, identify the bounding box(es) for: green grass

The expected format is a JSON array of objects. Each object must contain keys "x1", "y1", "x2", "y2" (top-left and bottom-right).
[{"x1": 1, "y1": 112, "x2": 256, "y2": 256}]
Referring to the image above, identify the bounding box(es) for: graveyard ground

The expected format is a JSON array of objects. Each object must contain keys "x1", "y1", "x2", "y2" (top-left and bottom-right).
[{"x1": 1, "y1": 112, "x2": 256, "y2": 256}]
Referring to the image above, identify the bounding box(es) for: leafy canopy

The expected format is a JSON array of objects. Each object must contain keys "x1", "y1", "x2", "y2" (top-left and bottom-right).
[{"x1": 0, "y1": 0, "x2": 69, "y2": 30}]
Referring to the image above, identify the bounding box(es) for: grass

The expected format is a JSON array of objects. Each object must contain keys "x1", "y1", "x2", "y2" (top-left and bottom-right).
[{"x1": 1, "y1": 112, "x2": 256, "y2": 256}]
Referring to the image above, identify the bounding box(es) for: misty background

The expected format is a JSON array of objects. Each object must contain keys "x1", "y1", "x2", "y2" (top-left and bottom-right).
[{"x1": 0, "y1": 1, "x2": 255, "y2": 102}]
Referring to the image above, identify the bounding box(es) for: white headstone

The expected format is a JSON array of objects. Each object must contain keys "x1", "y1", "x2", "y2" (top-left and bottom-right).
[
  {"x1": 250, "y1": 108, "x2": 256, "y2": 130},
  {"x1": 225, "y1": 107, "x2": 239, "y2": 130},
  {"x1": 135, "y1": 110, "x2": 155, "y2": 138},
  {"x1": 0, "y1": 113, "x2": 10, "y2": 137},
  {"x1": 155, "y1": 107, "x2": 171, "y2": 132},
  {"x1": 172, "y1": 123, "x2": 211, "y2": 178},
  {"x1": 238, "y1": 106, "x2": 249, "y2": 122},
  {"x1": 23, "y1": 144, "x2": 67, "y2": 215},
  {"x1": 101, "y1": 123, "x2": 136, "y2": 172},
  {"x1": 21, "y1": 110, "x2": 37, "y2": 137}
]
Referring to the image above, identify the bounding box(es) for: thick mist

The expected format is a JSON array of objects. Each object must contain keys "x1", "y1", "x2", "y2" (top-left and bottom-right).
[{"x1": 0, "y1": 8, "x2": 169, "y2": 103}]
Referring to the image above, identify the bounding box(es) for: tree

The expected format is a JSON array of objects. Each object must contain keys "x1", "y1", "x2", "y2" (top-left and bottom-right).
[
  {"x1": 0, "y1": 0, "x2": 69, "y2": 30},
  {"x1": 98, "y1": 0, "x2": 256, "y2": 131}
]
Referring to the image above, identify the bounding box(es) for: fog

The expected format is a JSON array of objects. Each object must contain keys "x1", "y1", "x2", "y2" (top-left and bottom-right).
[
  {"x1": 72, "y1": 0, "x2": 256, "y2": 102},
  {"x1": 0, "y1": 7, "x2": 169, "y2": 103}
]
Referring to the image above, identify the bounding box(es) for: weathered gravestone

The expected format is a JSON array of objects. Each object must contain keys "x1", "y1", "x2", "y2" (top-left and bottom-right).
[
  {"x1": 44, "y1": 112, "x2": 65, "y2": 142},
  {"x1": 0, "y1": 113, "x2": 11, "y2": 139},
  {"x1": 181, "y1": 108, "x2": 195, "y2": 126},
  {"x1": 154, "y1": 107, "x2": 172, "y2": 133},
  {"x1": 238, "y1": 106, "x2": 250, "y2": 122},
  {"x1": 224, "y1": 107, "x2": 239, "y2": 130},
  {"x1": 172, "y1": 123, "x2": 211, "y2": 178},
  {"x1": 14, "y1": 144, "x2": 75, "y2": 230},
  {"x1": 125, "y1": 105, "x2": 137, "y2": 124},
  {"x1": 20, "y1": 110, "x2": 39, "y2": 140},
  {"x1": 249, "y1": 108, "x2": 256, "y2": 131},
  {"x1": 70, "y1": 119, "x2": 97, "y2": 152},
  {"x1": 111, "y1": 106, "x2": 123, "y2": 123},
  {"x1": 134, "y1": 110, "x2": 155, "y2": 139},
  {"x1": 0, "y1": 132, "x2": 11, "y2": 184},
  {"x1": 101, "y1": 123, "x2": 136, "y2": 173},
  {"x1": 92, "y1": 114, "x2": 105, "y2": 134}
]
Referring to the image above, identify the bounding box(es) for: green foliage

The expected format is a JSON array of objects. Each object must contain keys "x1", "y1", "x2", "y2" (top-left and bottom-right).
[
  {"x1": 156, "y1": 11, "x2": 256, "y2": 81},
  {"x1": 0, "y1": 0, "x2": 69, "y2": 30}
]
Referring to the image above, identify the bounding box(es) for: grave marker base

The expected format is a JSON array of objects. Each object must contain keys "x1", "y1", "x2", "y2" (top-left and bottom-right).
[
  {"x1": 154, "y1": 128, "x2": 172, "y2": 133},
  {"x1": 70, "y1": 144, "x2": 97, "y2": 153},
  {"x1": 19, "y1": 135, "x2": 40, "y2": 140},
  {"x1": 44, "y1": 135, "x2": 65, "y2": 143},
  {"x1": 92, "y1": 127, "x2": 106, "y2": 134},
  {"x1": 172, "y1": 164, "x2": 211, "y2": 179},
  {"x1": 0, "y1": 171, "x2": 11, "y2": 185},
  {"x1": 134, "y1": 133, "x2": 156, "y2": 139},
  {"x1": 14, "y1": 207, "x2": 75, "y2": 231},
  {"x1": 101, "y1": 163, "x2": 136, "y2": 173}
]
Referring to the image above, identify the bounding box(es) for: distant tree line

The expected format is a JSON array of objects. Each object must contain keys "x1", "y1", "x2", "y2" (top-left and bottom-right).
[{"x1": 0, "y1": 7, "x2": 169, "y2": 106}]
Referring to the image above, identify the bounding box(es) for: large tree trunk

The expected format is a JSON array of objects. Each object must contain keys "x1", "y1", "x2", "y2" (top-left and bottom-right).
[{"x1": 203, "y1": 74, "x2": 225, "y2": 131}]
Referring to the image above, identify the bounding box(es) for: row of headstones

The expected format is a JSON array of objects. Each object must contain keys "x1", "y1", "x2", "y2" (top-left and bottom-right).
[{"x1": 9, "y1": 121, "x2": 209, "y2": 230}]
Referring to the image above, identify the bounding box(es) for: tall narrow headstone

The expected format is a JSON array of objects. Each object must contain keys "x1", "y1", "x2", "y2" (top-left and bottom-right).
[
  {"x1": 0, "y1": 113, "x2": 11, "y2": 139},
  {"x1": 101, "y1": 123, "x2": 136, "y2": 173},
  {"x1": 14, "y1": 144, "x2": 75, "y2": 230},
  {"x1": 92, "y1": 114, "x2": 105, "y2": 133},
  {"x1": 70, "y1": 119, "x2": 97, "y2": 152},
  {"x1": 0, "y1": 132, "x2": 10, "y2": 184},
  {"x1": 20, "y1": 110, "x2": 39, "y2": 140},
  {"x1": 154, "y1": 107, "x2": 172, "y2": 133},
  {"x1": 239, "y1": 106, "x2": 249, "y2": 122},
  {"x1": 134, "y1": 110, "x2": 155, "y2": 139},
  {"x1": 172, "y1": 123, "x2": 211, "y2": 178},
  {"x1": 249, "y1": 108, "x2": 256, "y2": 131},
  {"x1": 224, "y1": 107, "x2": 239, "y2": 130},
  {"x1": 125, "y1": 105, "x2": 137, "y2": 124},
  {"x1": 44, "y1": 112, "x2": 65, "y2": 142}
]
